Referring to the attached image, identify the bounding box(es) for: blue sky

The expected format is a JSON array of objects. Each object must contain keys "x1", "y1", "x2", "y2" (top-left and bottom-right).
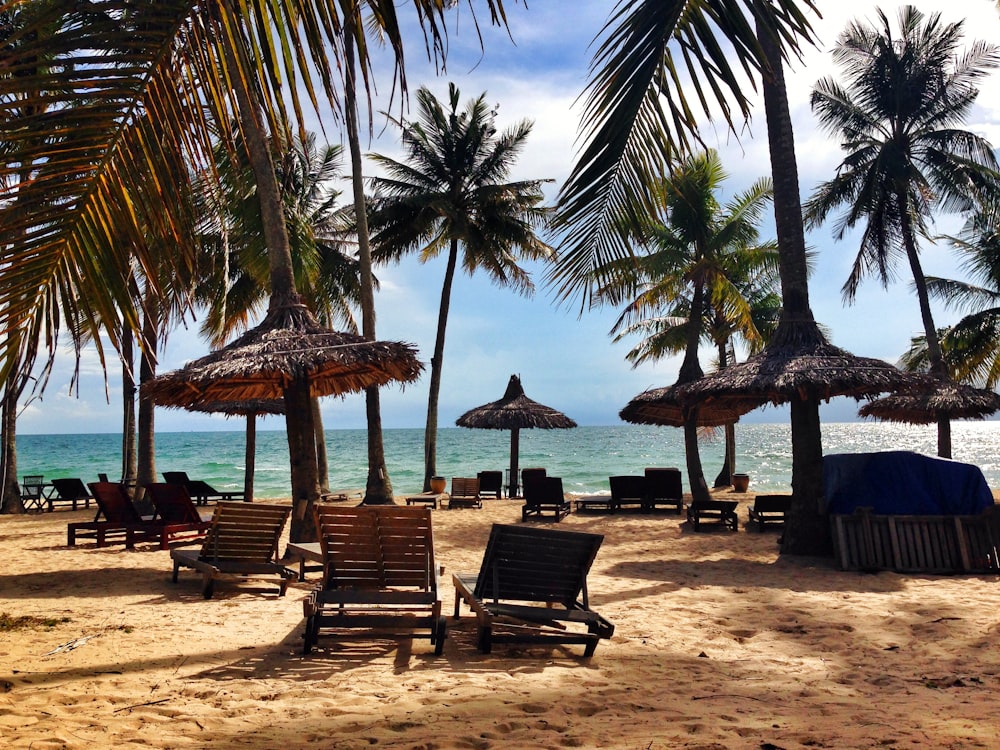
[{"x1": 19, "y1": 1, "x2": 1000, "y2": 434}]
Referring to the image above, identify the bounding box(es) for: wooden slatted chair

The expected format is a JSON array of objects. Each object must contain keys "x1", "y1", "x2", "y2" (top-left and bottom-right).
[
  {"x1": 447, "y1": 477, "x2": 482, "y2": 509},
  {"x1": 144, "y1": 483, "x2": 215, "y2": 549},
  {"x1": 67, "y1": 482, "x2": 162, "y2": 548},
  {"x1": 521, "y1": 476, "x2": 572, "y2": 522},
  {"x1": 686, "y1": 498, "x2": 739, "y2": 531},
  {"x1": 163, "y1": 471, "x2": 244, "y2": 505},
  {"x1": 609, "y1": 475, "x2": 648, "y2": 513},
  {"x1": 747, "y1": 494, "x2": 791, "y2": 531},
  {"x1": 643, "y1": 468, "x2": 684, "y2": 514},
  {"x1": 477, "y1": 471, "x2": 503, "y2": 499},
  {"x1": 302, "y1": 505, "x2": 445, "y2": 655},
  {"x1": 170, "y1": 502, "x2": 294, "y2": 599},
  {"x1": 453, "y1": 524, "x2": 614, "y2": 656},
  {"x1": 48, "y1": 478, "x2": 94, "y2": 512}
]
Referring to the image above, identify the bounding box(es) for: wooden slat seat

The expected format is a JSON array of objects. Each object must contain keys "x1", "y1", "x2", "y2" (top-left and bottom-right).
[
  {"x1": 170, "y1": 502, "x2": 294, "y2": 598},
  {"x1": 747, "y1": 494, "x2": 791, "y2": 531},
  {"x1": 453, "y1": 524, "x2": 614, "y2": 656},
  {"x1": 302, "y1": 505, "x2": 445, "y2": 655},
  {"x1": 609, "y1": 475, "x2": 648, "y2": 513},
  {"x1": 448, "y1": 477, "x2": 482, "y2": 509},
  {"x1": 644, "y1": 468, "x2": 683, "y2": 514},
  {"x1": 686, "y1": 499, "x2": 739, "y2": 531},
  {"x1": 521, "y1": 476, "x2": 572, "y2": 522},
  {"x1": 67, "y1": 482, "x2": 163, "y2": 549}
]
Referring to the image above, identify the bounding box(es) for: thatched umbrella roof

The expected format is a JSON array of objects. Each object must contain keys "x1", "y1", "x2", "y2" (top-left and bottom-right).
[
  {"x1": 456, "y1": 374, "x2": 576, "y2": 497},
  {"x1": 858, "y1": 380, "x2": 1000, "y2": 424},
  {"x1": 679, "y1": 323, "x2": 927, "y2": 409},
  {"x1": 144, "y1": 304, "x2": 423, "y2": 407},
  {"x1": 619, "y1": 383, "x2": 759, "y2": 427}
]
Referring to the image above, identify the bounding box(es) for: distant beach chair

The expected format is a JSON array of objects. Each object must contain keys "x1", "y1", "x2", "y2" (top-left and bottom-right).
[
  {"x1": 643, "y1": 468, "x2": 683, "y2": 514},
  {"x1": 477, "y1": 471, "x2": 503, "y2": 499},
  {"x1": 302, "y1": 505, "x2": 445, "y2": 655},
  {"x1": 453, "y1": 523, "x2": 615, "y2": 656},
  {"x1": 144, "y1": 483, "x2": 215, "y2": 547},
  {"x1": 67, "y1": 482, "x2": 162, "y2": 549},
  {"x1": 48, "y1": 478, "x2": 94, "y2": 512},
  {"x1": 686, "y1": 498, "x2": 739, "y2": 532},
  {"x1": 20, "y1": 475, "x2": 47, "y2": 512},
  {"x1": 447, "y1": 477, "x2": 482, "y2": 509},
  {"x1": 747, "y1": 494, "x2": 791, "y2": 531},
  {"x1": 170, "y1": 502, "x2": 294, "y2": 599},
  {"x1": 163, "y1": 471, "x2": 245, "y2": 505},
  {"x1": 609, "y1": 475, "x2": 648, "y2": 513},
  {"x1": 521, "y1": 475, "x2": 572, "y2": 522}
]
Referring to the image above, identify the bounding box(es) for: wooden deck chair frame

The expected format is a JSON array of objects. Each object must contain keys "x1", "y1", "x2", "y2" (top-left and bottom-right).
[
  {"x1": 67, "y1": 482, "x2": 162, "y2": 549},
  {"x1": 453, "y1": 524, "x2": 614, "y2": 656},
  {"x1": 170, "y1": 502, "x2": 294, "y2": 599},
  {"x1": 144, "y1": 483, "x2": 215, "y2": 549},
  {"x1": 447, "y1": 477, "x2": 482, "y2": 509},
  {"x1": 302, "y1": 505, "x2": 445, "y2": 655},
  {"x1": 48, "y1": 478, "x2": 94, "y2": 512},
  {"x1": 747, "y1": 494, "x2": 791, "y2": 531},
  {"x1": 643, "y1": 468, "x2": 684, "y2": 514},
  {"x1": 521, "y1": 475, "x2": 572, "y2": 522},
  {"x1": 609, "y1": 475, "x2": 649, "y2": 513},
  {"x1": 163, "y1": 471, "x2": 244, "y2": 505}
]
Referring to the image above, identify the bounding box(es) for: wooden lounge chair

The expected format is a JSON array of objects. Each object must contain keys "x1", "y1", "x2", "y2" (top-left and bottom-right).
[
  {"x1": 48, "y1": 478, "x2": 94, "y2": 512},
  {"x1": 170, "y1": 502, "x2": 294, "y2": 599},
  {"x1": 477, "y1": 470, "x2": 503, "y2": 499},
  {"x1": 686, "y1": 498, "x2": 739, "y2": 531},
  {"x1": 67, "y1": 482, "x2": 163, "y2": 549},
  {"x1": 453, "y1": 524, "x2": 614, "y2": 656},
  {"x1": 521, "y1": 476, "x2": 572, "y2": 522},
  {"x1": 163, "y1": 471, "x2": 245, "y2": 505},
  {"x1": 144, "y1": 483, "x2": 215, "y2": 548},
  {"x1": 609, "y1": 475, "x2": 648, "y2": 513},
  {"x1": 447, "y1": 477, "x2": 482, "y2": 509},
  {"x1": 644, "y1": 468, "x2": 683, "y2": 514},
  {"x1": 747, "y1": 494, "x2": 791, "y2": 531},
  {"x1": 302, "y1": 505, "x2": 445, "y2": 655}
]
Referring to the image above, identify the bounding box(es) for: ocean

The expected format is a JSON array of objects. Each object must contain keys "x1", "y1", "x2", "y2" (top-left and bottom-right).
[{"x1": 14, "y1": 421, "x2": 1000, "y2": 499}]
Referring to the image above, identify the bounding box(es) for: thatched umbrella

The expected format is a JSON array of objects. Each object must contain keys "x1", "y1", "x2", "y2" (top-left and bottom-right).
[
  {"x1": 455, "y1": 374, "x2": 577, "y2": 497},
  {"x1": 184, "y1": 399, "x2": 285, "y2": 502},
  {"x1": 679, "y1": 329, "x2": 927, "y2": 409},
  {"x1": 858, "y1": 381, "x2": 1000, "y2": 451},
  {"x1": 145, "y1": 304, "x2": 422, "y2": 406},
  {"x1": 619, "y1": 383, "x2": 760, "y2": 427},
  {"x1": 144, "y1": 303, "x2": 423, "y2": 537}
]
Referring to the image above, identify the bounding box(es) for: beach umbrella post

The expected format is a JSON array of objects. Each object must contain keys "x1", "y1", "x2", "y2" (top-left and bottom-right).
[
  {"x1": 184, "y1": 399, "x2": 286, "y2": 501},
  {"x1": 456, "y1": 374, "x2": 576, "y2": 498}
]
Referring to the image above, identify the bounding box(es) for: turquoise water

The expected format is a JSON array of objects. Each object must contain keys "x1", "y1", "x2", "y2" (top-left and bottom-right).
[{"x1": 14, "y1": 421, "x2": 1000, "y2": 499}]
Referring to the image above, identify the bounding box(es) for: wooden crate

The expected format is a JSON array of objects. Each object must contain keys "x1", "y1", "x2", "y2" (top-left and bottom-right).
[{"x1": 831, "y1": 506, "x2": 1000, "y2": 574}]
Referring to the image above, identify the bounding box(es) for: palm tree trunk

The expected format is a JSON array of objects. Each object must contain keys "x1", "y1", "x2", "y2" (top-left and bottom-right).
[
  {"x1": 678, "y1": 283, "x2": 710, "y2": 504},
  {"x1": 135, "y1": 299, "x2": 158, "y2": 514},
  {"x1": 312, "y1": 397, "x2": 329, "y2": 491},
  {"x1": 121, "y1": 326, "x2": 137, "y2": 486},
  {"x1": 423, "y1": 239, "x2": 459, "y2": 491},
  {"x1": 713, "y1": 340, "x2": 735, "y2": 487},
  {"x1": 758, "y1": 19, "x2": 830, "y2": 556},
  {"x1": 899, "y1": 197, "x2": 952, "y2": 458},
  {"x1": 0, "y1": 379, "x2": 23, "y2": 514},
  {"x1": 220, "y1": 4, "x2": 320, "y2": 536},
  {"x1": 343, "y1": 17, "x2": 394, "y2": 504}
]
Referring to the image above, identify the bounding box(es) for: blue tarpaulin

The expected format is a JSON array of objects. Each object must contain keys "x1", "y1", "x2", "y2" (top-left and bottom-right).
[{"x1": 823, "y1": 450, "x2": 994, "y2": 516}]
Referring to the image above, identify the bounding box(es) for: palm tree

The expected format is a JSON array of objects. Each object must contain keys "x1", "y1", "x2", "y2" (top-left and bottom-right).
[
  {"x1": 194, "y1": 128, "x2": 362, "y2": 490},
  {"x1": 368, "y1": 83, "x2": 553, "y2": 492},
  {"x1": 804, "y1": 5, "x2": 1000, "y2": 459},
  {"x1": 0, "y1": 2, "x2": 513, "y2": 523},
  {"x1": 604, "y1": 150, "x2": 777, "y2": 501},
  {"x1": 551, "y1": 1, "x2": 835, "y2": 553},
  {"x1": 904, "y1": 201, "x2": 1000, "y2": 388}
]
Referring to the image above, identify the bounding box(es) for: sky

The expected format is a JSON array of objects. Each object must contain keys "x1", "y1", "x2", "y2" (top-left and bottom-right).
[{"x1": 18, "y1": 1, "x2": 1000, "y2": 435}]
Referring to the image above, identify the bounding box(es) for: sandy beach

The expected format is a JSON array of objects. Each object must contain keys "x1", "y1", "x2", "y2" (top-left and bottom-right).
[{"x1": 2, "y1": 492, "x2": 999, "y2": 749}]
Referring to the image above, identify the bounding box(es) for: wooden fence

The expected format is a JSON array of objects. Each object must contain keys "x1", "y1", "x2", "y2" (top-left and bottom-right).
[{"x1": 830, "y1": 506, "x2": 1000, "y2": 574}]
